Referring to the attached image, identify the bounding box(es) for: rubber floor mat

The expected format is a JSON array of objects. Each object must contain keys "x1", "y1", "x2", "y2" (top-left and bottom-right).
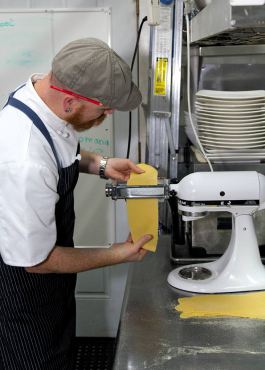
[{"x1": 74, "y1": 337, "x2": 116, "y2": 370}]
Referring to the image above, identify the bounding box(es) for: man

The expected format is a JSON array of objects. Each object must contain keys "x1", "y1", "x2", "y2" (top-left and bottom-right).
[{"x1": 0, "y1": 38, "x2": 152, "y2": 369}]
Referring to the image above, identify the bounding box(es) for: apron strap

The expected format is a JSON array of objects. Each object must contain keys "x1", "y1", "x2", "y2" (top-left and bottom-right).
[
  {"x1": 3, "y1": 83, "x2": 25, "y2": 108},
  {"x1": 7, "y1": 96, "x2": 61, "y2": 170}
]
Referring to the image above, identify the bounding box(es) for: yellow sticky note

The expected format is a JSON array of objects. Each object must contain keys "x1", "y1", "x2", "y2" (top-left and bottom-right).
[
  {"x1": 127, "y1": 163, "x2": 158, "y2": 252},
  {"x1": 175, "y1": 291, "x2": 265, "y2": 320}
]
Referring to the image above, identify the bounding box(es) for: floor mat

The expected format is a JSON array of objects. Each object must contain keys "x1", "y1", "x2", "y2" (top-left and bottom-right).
[{"x1": 74, "y1": 337, "x2": 116, "y2": 370}]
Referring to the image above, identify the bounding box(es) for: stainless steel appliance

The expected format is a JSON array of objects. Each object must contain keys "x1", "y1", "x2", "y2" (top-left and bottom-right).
[{"x1": 191, "y1": 0, "x2": 265, "y2": 46}]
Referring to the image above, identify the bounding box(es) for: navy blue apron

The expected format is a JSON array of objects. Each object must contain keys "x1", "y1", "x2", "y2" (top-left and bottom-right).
[{"x1": 0, "y1": 92, "x2": 80, "y2": 369}]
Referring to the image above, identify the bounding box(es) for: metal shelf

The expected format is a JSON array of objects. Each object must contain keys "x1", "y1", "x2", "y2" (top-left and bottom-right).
[{"x1": 191, "y1": 0, "x2": 265, "y2": 46}]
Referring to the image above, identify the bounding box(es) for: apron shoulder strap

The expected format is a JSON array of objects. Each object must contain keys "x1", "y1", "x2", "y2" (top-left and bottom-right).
[{"x1": 7, "y1": 96, "x2": 61, "y2": 170}]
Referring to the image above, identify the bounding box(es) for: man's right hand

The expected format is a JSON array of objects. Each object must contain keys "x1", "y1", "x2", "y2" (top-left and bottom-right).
[{"x1": 26, "y1": 233, "x2": 152, "y2": 274}]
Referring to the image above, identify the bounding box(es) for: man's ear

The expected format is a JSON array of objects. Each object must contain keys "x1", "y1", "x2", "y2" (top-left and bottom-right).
[{"x1": 63, "y1": 97, "x2": 76, "y2": 112}]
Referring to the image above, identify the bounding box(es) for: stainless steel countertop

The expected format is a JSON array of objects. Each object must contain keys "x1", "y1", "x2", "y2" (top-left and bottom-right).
[{"x1": 114, "y1": 235, "x2": 265, "y2": 370}]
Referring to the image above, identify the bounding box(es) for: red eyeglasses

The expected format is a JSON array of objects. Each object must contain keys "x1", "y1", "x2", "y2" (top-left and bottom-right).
[{"x1": 50, "y1": 85, "x2": 103, "y2": 106}]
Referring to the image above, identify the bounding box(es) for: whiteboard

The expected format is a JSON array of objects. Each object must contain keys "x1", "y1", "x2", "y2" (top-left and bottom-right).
[
  {"x1": 0, "y1": 9, "x2": 115, "y2": 245},
  {"x1": 0, "y1": 9, "x2": 111, "y2": 106}
]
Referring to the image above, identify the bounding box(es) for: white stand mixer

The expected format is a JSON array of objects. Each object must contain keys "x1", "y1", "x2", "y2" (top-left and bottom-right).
[
  {"x1": 106, "y1": 171, "x2": 265, "y2": 293},
  {"x1": 168, "y1": 171, "x2": 265, "y2": 293}
]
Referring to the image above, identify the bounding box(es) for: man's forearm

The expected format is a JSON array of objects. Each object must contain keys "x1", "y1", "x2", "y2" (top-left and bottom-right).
[
  {"x1": 79, "y1": 149, "x2": 102, "y2": 175},
  {"x1": 25, "y1": 245, "x2": 118, "y2": 274}
]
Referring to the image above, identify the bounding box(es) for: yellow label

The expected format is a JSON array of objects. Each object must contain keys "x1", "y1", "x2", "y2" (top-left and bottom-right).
[{"x1": 154, "y1": 57, "x2": 168, "y2": 96}]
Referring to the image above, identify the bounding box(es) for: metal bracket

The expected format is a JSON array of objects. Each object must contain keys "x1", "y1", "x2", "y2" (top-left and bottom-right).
[
  {"x1": 105, "y1": 183, "x2": 170, "y2": 200},
  {"x1": 153, "y1": 110, "x2": 171, "y2": 117}
]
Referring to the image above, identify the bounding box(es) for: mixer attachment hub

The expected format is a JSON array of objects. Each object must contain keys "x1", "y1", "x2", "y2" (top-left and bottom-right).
[{"x1": 178, "y1": 266, "x2": 212, "y2": 281}]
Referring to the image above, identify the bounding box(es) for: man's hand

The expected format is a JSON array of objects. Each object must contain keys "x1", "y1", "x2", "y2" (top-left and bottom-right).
[
  {"x1": 110, "y1": 233, "x2": 152, "y2": 262},
  {"x1": 105, "y1": 158, "x2": 144, "y2": 182},
  {"x1": 26, "y1": 233, "x2": 152, "y2": 274}
]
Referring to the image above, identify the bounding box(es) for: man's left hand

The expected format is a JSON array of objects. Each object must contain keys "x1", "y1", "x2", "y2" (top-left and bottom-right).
[{"x1": 105, "y1": 158, "x2": 144, "y2": 182}]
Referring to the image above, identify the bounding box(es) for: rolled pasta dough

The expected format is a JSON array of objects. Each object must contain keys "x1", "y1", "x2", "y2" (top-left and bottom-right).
[{"x1": 127, "y1": 163, "x2": 158, "y2": 252}]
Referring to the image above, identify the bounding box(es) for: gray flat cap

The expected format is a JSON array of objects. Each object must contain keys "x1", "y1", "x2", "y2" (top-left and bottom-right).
[{"x1": 52, "y1": 38, "x2": 142, "y2": 111}]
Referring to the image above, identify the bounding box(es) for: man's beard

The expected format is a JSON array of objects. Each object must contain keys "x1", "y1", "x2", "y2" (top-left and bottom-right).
[{"x1": 66, "y1": 111, "x2": 107, "y2": 132}]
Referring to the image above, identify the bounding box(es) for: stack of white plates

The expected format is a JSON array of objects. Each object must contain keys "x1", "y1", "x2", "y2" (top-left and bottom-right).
[{"x1": 195, "y1": 90, "x2": 265, "y2": 162}]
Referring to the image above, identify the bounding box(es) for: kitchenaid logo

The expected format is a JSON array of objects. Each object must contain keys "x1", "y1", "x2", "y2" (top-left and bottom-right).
[
  {"x1": 178, "y1": 199, "x2": 207, "y2": 206},
  {"x1": 178, "y1": 199, "x2": 188, "y2": 206}
]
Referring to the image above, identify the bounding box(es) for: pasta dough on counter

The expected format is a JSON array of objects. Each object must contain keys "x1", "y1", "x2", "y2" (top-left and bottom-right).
[
  {"x1": 127, "y1": 163, "x2": 158, "y2": 252},
  {"x1": 176, "y1": 291, "x2": 265, "y2": 319}
]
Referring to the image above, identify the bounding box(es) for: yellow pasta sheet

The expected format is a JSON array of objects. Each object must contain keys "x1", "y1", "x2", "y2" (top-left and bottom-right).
[
  {"x1": 176, "y1": 291, "x2": 265, "y2": 319},
  {"x1": 127, "y1": 163, "x2": 158, "y2": 252}
]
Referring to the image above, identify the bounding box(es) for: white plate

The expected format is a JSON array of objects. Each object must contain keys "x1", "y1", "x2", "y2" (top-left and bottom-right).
[
  {"x1": 196, "y1": 107, "x2": 265, "y2": 114},
  {"x1": 197, "y1": 111, "x2": 265, "y2": 119},
  {"x1": 206, "y1": 148, "x2": 265, "y2": 153},
  {"x1": 208, "y1": 157, "x2": 265, "y2": 162},
  {"x1": 197, "y1": 117, "x2": 265, "y2": 124},
  {"x1": 208, "y1": 155, "x2": 265, "y2": 159},
  {"x1": 200, "y1": 135, "x2": 265, "y2": 144},
  {"x1": 195, "y1": 101, "x2": 265, "y2": 108},
  {"x1": 231, "y1": 0, "x2": 265, "y2": 6},
  {"x1": 202, "y1": 142, "x2": 265, "y2": 149},
  {"x1": 200, "y1": 141, "x2": 265, "y2": 149},
  {"x1": 198, "y1": 125, "x2": 265, "y2": 133},
  {"x1": 196, "y1": 90, "x2": 265, "y2": 100},
  {"x1": 196, "y1": 97, "x2": 265, "y2": 105},
  {"x1": 196, "y1": 106, "x2": 265, "y2": 113},
  {"x1": 207, "y1": 156, "x2": 265, "y2": 162},
  {"x1": 196, "y1": 117, "x2": 265, "y2": 126},
  {"x1": 202, "y1": 139, "x2": 265, "y2": 146},
  {"x1": 198, "y1": 131, "x2": 265, "y2": 138},
  {"x1": 208, "y1": 154, "x2": 265, "y2": 158},
  {"x1": 205, "y1": 149, "x2": 265, "y2": 159}
]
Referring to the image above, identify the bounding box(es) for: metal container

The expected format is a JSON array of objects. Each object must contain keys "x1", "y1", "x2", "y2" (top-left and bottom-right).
[{"x1": 179, "y1": 266, "x2": 212, "y2": 280}]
